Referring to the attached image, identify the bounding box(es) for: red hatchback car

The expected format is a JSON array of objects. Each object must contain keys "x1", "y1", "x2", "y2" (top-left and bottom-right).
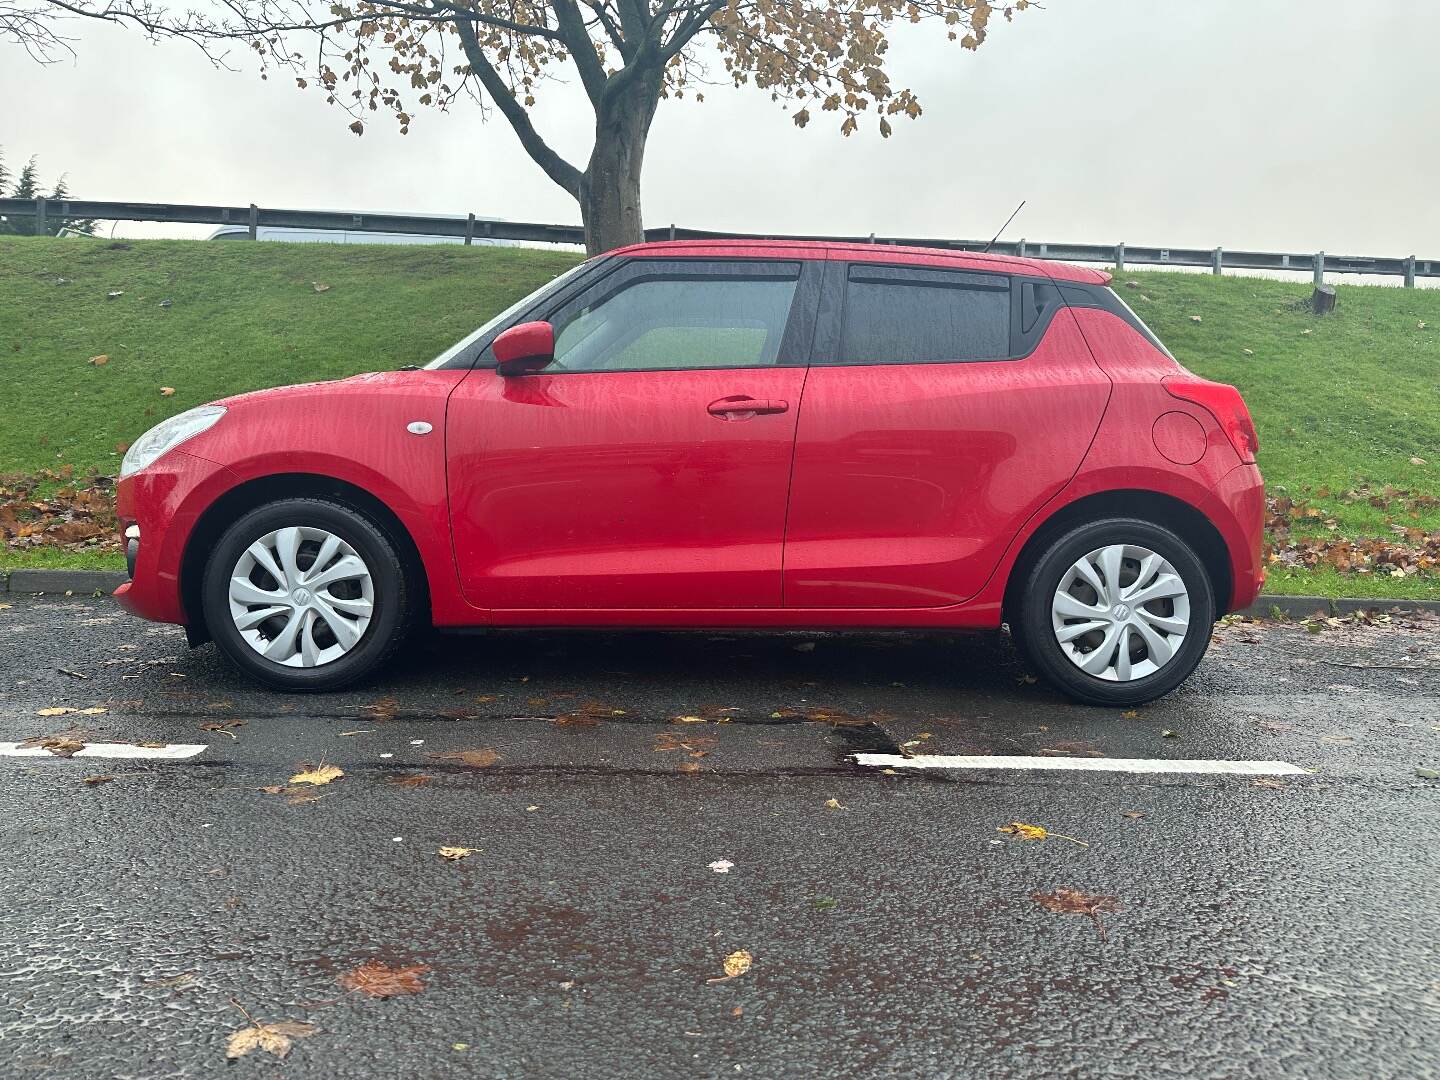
[{"x1": 114, "y1": 240, "x2": 1263, "y2": 706}]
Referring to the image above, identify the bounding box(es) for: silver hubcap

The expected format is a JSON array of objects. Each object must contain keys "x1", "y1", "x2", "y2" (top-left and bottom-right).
[
  {"x1": 228, "y1": 526, "x2": 374, "y2": 668},
  {"x1": 1050, "y1": 544, "x2": 1190, "y2": 682}
]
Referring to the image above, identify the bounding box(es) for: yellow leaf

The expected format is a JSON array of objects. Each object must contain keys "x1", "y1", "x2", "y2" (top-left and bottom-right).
[
  {"x1": 707, "y1": 949, "x2": 754, "y2": 982},
  {"x1": 37, "y1": 707, "x2": 75, "y2": 716},
  {"x1": 89, "y1": 354, "x2": 109, "y2": 366},
  {"x1": 824, "y1": 797, "x2": 847, "y2": 810},
  {"x1": 671, "y1": 715, "x2": 707, "y2": 724},
  {"x1": 159, "y1": 387, "x2": 176, "y2": 397},
  {"x1": 438, "y1": 846, "x2": 476, "y2": 860},
  {"x1": 80, "y1": 706, "x2": 108, "y2": 715},
  {"x1": 998, "y1": 821, "x2": 1048, "y2": 841},
  {"x1": 288, "y1": 764, "x2": 343, "y2": 786}
]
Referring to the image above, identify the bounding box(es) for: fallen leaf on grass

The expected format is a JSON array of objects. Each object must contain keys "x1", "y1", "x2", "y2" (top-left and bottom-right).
[
  {"x1": 707, "y1": 949, "x2": 753, "y2": 983},
  {"x1": 1412, "y1": 457, "x2": 1427, "y2": 466},
  {"x1": 338, "y1": 960, "x2": 428, "y2": 998},
  {"x1": 159, "y1": 387, "x2": 175, "y2": 397},
  {"x1": 1031, "y1": 888, "x2": 1123, "y2": 941},
  {"x1": 430, "y1": 748, "x2": 501, "y2": 768},
  {"x1": 438, "y1": 846, "x2": 476, "y2": 860},
  {"x1": 289, "y1": 764, "x2": 343, "y2": 786},
  {"x1": 20, "y1": 735, "x2": 85, "y2": 757},
  {"x1": 88, "y1": 354, "x2": 109, "y2": 366},
  {"x1": 226, "y1": 1020, "x2": 318, "y2": 1060},
  {"x1": 312, "y1": 282, "x2": 331, "y2": 293}
]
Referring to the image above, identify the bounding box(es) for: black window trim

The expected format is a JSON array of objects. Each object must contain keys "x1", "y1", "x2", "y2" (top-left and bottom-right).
[
  {"x1": 512, "y1": 256, "x2": 823, "y2": 376},
  {"x1": 810, "y1": 261, "x2": 1064, "y2": 367}
]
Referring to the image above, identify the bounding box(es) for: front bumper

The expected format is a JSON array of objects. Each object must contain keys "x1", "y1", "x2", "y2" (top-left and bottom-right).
[{"x1": 113, "y1": 449, "x2": 239, "y2": 625}]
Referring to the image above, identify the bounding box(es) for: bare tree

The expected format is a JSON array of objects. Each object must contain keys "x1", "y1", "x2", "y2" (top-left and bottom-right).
[{"x1": 8, "y1": 0, "x2": 1030, "y2": 253}]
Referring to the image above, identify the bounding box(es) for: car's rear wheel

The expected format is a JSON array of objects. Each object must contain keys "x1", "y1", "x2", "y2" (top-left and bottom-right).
[
  {"x1": 201, "y1": 498, "x2": 410, "y2": 691},
  {"x1": 1013, "y1": 518, "x2": 1215, "y2": 706}
]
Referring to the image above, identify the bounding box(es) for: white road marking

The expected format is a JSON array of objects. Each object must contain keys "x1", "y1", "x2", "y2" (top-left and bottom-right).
[
  {"x1": 854, "y1": 753, "x2": 1306, "y2": 776},
  {"x1": 0, "y1": 742, "x2": 208, "y2": 760}
]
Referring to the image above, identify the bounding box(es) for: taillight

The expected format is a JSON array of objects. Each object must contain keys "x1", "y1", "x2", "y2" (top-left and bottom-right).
[{"x1": 1162, "y1": 376, "x2": 1259, "y2": 463}]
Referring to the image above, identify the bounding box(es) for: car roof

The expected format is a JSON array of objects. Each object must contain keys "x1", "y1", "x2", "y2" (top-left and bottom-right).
[{"x1": 609, "y1": 238, "x2": 1111, "y2": 285}]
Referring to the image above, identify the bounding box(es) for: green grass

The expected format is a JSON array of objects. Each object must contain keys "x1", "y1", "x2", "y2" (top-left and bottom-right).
[
  {"x1": 1, "y1": 547, "x2": 125, "y2": 571},
  {"x1": 0, "y1": 236, "x2": 581, "y2": 474},
  {"x1": 2, "y1": 239, "x2": 1437, "y2": 598}
]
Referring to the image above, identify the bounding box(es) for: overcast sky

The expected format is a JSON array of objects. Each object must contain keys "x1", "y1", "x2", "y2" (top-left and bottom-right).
[{"x1": 4, "y1": 0, "x2": 1438, "y2": 254}]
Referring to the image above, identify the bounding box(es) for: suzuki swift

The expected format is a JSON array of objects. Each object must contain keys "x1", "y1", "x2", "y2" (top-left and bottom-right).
[{"x1": 115, "y1": 240, "x2": 1264, "y2": 706}]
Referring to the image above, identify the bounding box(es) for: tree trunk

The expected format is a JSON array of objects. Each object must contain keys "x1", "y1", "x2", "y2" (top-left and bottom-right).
[{"x1": 579, "y1": 79, "x2": 659, "y2": 256}]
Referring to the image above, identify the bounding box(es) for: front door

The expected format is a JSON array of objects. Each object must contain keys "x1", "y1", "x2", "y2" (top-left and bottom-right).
[{"x1": 447, "y1": 257, "x2": 818, "y2": 610}]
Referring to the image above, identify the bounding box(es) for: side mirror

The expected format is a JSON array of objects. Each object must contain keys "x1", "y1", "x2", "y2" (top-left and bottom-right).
[{"x1": 493, "y1": 321, "x2": 555, "y2": 376}]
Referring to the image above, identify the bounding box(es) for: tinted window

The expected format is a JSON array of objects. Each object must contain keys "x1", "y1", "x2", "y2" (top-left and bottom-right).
[
  {"x1": 546, "y1": 262, "x2": 800, "y2": 373},
  {"x1": 840, "y1": 265, "x2": 1010, "y2": 364}
]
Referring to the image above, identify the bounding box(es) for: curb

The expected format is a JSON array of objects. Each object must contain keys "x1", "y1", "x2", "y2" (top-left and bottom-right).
[
  {"x1": 2, "y1": 570, "x2": 1438, "y2": 618},
  {"x1": 1, "y1": 569, "x2": 129, "y2": 595}
]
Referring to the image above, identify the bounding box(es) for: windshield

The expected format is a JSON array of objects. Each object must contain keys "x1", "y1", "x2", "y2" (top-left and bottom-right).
[{"x1": 424, "y1": 259, "x2": 592, "y2": 369}]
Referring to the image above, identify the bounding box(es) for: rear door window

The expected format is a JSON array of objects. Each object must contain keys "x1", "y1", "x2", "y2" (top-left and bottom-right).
[{"x1": 837, "y1": 265, "x2": 1011, "y2": 365}]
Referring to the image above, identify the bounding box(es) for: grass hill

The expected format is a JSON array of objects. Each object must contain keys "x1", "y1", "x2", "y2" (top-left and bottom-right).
[{"x1": 2, "y1": 237, "x2": 1437, "y2": 597}]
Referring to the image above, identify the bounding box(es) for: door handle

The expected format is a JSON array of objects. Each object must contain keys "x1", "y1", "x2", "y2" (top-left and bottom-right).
[{"x1": 707, "y1": 396, "x2": 789, "y2": 419}]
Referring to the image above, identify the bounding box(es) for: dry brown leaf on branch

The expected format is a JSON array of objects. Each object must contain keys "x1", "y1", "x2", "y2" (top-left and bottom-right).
[
  {"x1": 337, "y1": 960, "x2": 428, "y2": 998},
  {"x1": 707, "y1": 949, "x2": 754, "y2": 983},
  {"x1": 289, "y1": 764, "x2": 344, "y2": 786},
  {"x1": 1031, "y1": 888, "x2": 1123, "y2": 941}
]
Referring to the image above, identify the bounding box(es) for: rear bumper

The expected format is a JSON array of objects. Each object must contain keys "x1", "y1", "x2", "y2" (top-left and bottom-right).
[
  {"x1": 113, "y1": 450, "x2": 240, "y2": 625},
  {"x1": 1217, "y1": 462, "x2": 1266, "y2": 612}
]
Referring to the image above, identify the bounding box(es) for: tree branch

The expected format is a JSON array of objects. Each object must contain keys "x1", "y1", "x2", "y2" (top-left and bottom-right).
[{"x1": 451, "y1": 15, "x2": 583, "y2": 196}]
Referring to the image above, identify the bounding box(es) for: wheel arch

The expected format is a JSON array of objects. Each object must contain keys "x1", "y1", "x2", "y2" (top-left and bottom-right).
[
  {"x1": 180, "y1": 473, "x2": 431, "y2": 643},
  {"x1": 1001, "y1": 489, "x2": 1232, "y2": 626}
]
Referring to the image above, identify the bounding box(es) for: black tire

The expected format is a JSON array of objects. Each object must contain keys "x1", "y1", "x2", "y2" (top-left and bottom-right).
[
  {"x1": 201, "y1": 498, "x2": 411, "y2": 691},
  {"x1": 1013, "y1": 518, "x2": 1215, "y2": 707}
]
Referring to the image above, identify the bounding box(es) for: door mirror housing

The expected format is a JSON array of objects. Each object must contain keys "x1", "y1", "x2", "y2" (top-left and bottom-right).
[{"x1": 493, "y1": 321, "x2": 555, "y2": 376}]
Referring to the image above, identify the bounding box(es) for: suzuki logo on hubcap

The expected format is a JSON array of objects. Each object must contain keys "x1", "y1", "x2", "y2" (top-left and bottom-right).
[
  {"x1": 1111, "y1": 603, "x2": 1131, "y2": 620},
  {"x1": 292, "y1": 588, "x2": 313, "y2": 606}
]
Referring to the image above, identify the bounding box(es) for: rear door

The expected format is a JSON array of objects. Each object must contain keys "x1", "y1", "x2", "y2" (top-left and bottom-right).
[
  {"x1": 782, "y1": 260, "x2": 1111, "y2": 608},
  {"x1": 447, "y1": 257, "x2": 820, "y2": 610}
]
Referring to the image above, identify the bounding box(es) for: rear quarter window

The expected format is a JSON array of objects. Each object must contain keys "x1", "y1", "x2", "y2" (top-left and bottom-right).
[{"x1": 839, "y1": 265, "x2": 1011, "y2": 365}]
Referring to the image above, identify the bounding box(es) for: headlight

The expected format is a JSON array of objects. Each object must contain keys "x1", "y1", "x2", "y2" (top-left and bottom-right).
[{"x1": 120, "y1": 405, "x2": 227, "y2": 479}]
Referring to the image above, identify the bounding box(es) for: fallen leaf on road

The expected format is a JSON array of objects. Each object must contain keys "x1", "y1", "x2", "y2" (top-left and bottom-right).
[
  {"x1": 82, "y1": 775, "x2": 113, "y2": 786},
  {"x1": 289, "y1": 764, "x2": 343, "y2": 786},
  {"x1": 1031, "y1": 888, "x2": 1123, "y2": 941},
  {"x1": 999, "y1": 821, "x2": 1090, "y2": 847},
  {"x1": 998, "y1": 822, "x2": 1048, "y2": 841},
  {"x1": 824, "y1": 797, "x2": 847, "y2": 810},
  {"x1": 337, "y1": 729, "x2": 372, "y2": 737},
  {"x1": 1121, "y1": 710, "x2": 1139, "y2": 720},
  {"x1": 1161, "y1": 729, "x2": 1179, "y2": 739},
  {"x1": 707, "y1": 949, "x2": 754, "y2": 983},
  {"x1": 226, "y1": 1020, "x2": 317, "y2": 1060},
  {"x1": 1251, "y1": 777, "x2": 1288, "y2": 789},
  {"x1": 59, "y1": 668, "x2": 89, "y2": 679},
  {"x1": 672, "y1": 715, "x2": 708, "y2": 724},
  {"x1": 36, "y1": 707, "x2": 74, "y2": 716},
  {"x1": 811, "y1": 896, "x2": 838, "y2": 912},
  {"x1": 1121, "y1": 810, "x2": 1145, "y2": 820},
  {"x1": 21, "y1": 735, "x2": 85, "y2": 757},
  {"x1": 200, "y1": 719, "x2": 247, "y2": 738},
  {"x1": 388, "y1": 774, "x2": 434, "y2": 787},
  {"x1": 708, "y1": 859, "x2": 734, "y2": 873},
  {"x1": 438, "y1": 846, "x2": 476, "y2": 860},
  {"x1": 430, "y1": 748, "x2": 501, "y2": 768},
  {"x1": 338, "y1": 960, "x2": 428, "y2": 998},
  {"x1": 1417, "y1": 767, "x2": 1440, "y2": 779}
]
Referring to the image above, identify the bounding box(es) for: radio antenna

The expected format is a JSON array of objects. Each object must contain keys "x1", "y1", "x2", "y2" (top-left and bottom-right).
[{"x1": 980, "y1": 199, "x2": 1026, "y2": 253}]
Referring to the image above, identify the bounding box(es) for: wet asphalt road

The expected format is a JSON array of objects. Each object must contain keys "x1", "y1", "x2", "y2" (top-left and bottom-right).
[{"x1": 2, "y1": 595, "x2": 1439, "y2": 1079}]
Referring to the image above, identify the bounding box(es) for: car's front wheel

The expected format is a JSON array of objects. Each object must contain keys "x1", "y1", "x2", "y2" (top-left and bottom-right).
[
  {"x1": 1013, "y1": 518, "x2": 1216, "y2": 707},
  {"x1": 201, "y1": 498, "x2": 411, "y2": 691}
]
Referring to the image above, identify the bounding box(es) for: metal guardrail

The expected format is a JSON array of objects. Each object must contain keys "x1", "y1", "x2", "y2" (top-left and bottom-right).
[{"x1": 2, "y1": 197, "x2": 1436, "y2": 285}]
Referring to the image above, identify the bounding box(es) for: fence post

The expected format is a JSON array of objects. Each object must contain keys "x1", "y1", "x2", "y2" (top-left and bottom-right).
[
  {"x1": 464, "y1": 213, "x2": 475, "y2": 246},
  {"x1": 1313, "y1": 250, "x2": 1325, "y2": 287},
  {"x1": 247, "y1": 203, "x2": 258, "y2": 241},
  {"x1": 34, "y1": 197, "x2": 47, "y2": 236},
  {"x1": 669, "y1": 223, "x2": 676, "y2": 241},
  {"x1": 1018, "y1": 238, "x2": 1027, "y2": 257},
  {"x1": 1115, "y1": 242, "x2": 1125, "y2": 273},
  {"x1": 1212, "y1": 247, "x2": 1223, "y2": 275},
  {"x1": 1404, "y1": 255, "x2": 1416, "y2": 288}
]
